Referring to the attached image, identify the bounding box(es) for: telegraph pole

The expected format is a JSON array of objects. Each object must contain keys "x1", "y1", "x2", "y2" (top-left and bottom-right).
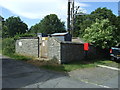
[
  {"x1": 67, "y1": 0, "x2": 80, "y2": 36},
  {"x1": 71, "y1": 0, "x2": 75, "y2": 36},
  {"x1": 67, "y1": 0, "x2": 75, "y2": 35},
  {"x1": 67, "y1": 0, "x2": 71, "y2": 34}
]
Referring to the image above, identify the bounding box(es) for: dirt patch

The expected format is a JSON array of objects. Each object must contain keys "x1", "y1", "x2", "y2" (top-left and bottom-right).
[
  {"x1": 26, "y1": 59, "x2": 60, "y2": 67},
  {"x1": 27, "y1": 60, "x2": 46, "y2": 66}
]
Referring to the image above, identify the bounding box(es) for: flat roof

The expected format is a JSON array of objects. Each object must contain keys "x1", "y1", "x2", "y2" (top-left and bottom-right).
[{"x1": 51, "y1": 32, "x2": 68, "y2": 36}]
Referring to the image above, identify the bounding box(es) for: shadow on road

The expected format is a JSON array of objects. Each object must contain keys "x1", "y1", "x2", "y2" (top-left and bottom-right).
[{"x1": 2, "y1": 56, "x2": 69, "y2": 88}]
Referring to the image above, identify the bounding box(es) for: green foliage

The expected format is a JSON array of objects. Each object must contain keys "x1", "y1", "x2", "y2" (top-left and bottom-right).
[
  {"x1": 13, "y1": 33, "x2": 36, "y2": 41},
  {"x1": 74, "y1": 7, "x2": 117, "y2": 37},
  {"x1": 91, "y1": 7, "x2": 117, "y2": 25},
  {"x1": 18, "y1": 33, "x2": 36, "y2": 37},
  {"x1": 40, "y1": 60, "x2": 95, "y2": 72},
  {"x1": 7, "y1": 53, "x2": 33, "y2": 61},
  {"x1": 83, "y1": 19, "x2": 117, "y2": 49},
  {"x1": 78, "y1": 15, "x2": 94, "y2": 37},
  {"x1": 0, "y1": 16, "x2": 4, "y2": 37},
  {"x1": 2, "y1": 36, "x2": 34, "y2": 61},
  {"x1": 29, "y1": 23, "x2": 40, "y2": 34},
  {"x1": 114, "y1": 16, "x2": 120, "y2": 42},
  {"x1": 2, "y1": 16, "x2": 28, "y2": 38},
  {"x1": 2, "y1": 25, "x2": 8, "y2": 38},
  {"x1": 29, "y1": 14, "x2": 66, "y2": 34},
  {"x1": 2, "y1": 38, "x2": 15, "y2": 55},
  {"x1": 2, "y1": 32, "x2": 36, "y2": 55},
  {"x1": 40, "y1": 59, "x2": 116, "y2": 72}
]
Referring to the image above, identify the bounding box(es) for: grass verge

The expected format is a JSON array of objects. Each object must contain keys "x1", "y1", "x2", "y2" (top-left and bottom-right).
[
  {"x1": 27, "y1": 59, "x2": 119, "y2": 72},
  {"x1": 6, "y1": 53, "x2": 34, "y2": 61},
  {"x1": 3, "y1": 53, "x2": 119, "y2": 72}
]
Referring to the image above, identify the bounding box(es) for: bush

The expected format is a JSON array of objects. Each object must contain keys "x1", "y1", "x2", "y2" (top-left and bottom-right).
[
  {"x1": 19, "y1": 33, "x2": 36, "y2": 37},
  {"x1": 2, "y1": 38, "x2": 15, "y2": 55},
  {"x1": 2, "y1": 33, "x2": 36, "y2": 55},
  {"x1": 83, "y1": 19, "x2": 117, "y2": 49}
]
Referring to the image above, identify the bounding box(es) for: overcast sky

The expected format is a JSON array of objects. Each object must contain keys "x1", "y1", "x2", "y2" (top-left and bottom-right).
[{"x1": 0, "y1": 0, "x2": 119, "y2": 28}]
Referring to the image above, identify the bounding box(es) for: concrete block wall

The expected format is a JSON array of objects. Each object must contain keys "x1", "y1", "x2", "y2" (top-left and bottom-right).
[
  {"x1": 16, "y1": 38, "x2": 39, "y2": 57},
  {"x1": 61, "y1": 42, "x2": 102, "y2": 63},
  {"x1": 61, "y1": 42, "x2": 84, "y2": 63}
]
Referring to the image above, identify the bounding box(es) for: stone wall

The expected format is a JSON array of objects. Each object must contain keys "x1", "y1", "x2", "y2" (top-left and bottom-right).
[
  {"x1": 16, "y1": 38, "x2": 39, "y2": 57},
  {"x1": 15, "y1": 37, "x2": 105, "y2": 64},
  {"x1": 47, "y1": 37, "x2": 61, "y2": 64}
]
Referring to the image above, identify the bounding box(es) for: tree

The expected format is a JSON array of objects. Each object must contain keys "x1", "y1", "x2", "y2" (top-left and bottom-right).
[
  {"x1": 29, "y1": 14, "x2": 66, "y2": 34},
  {"x1": 0, "y1": 16, "x2": 5, "y2": 37},
  {"x1": 83, "y1": 19, "x2": 117, "y2": 49},
  {"x1": 29, "y1": 23, "x2": 40, "y2": 34},
  {"x1": 74, "y1": 7, "x2": 117, "y2": 37},
  {"x1": 91, "y1": 7, "x2": 117, "y2": 25},
  {"x1": 3, "y1": 16, "x2": 28, "y2": 37},
  {"x1": 114, "y1": 16, "x2": 120, "y2": 42}
]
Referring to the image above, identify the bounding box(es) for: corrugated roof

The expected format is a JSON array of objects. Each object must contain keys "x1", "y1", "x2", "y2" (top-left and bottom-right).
[{"x1": 51, "y1": 32, "x2": 68, "y2": 36}]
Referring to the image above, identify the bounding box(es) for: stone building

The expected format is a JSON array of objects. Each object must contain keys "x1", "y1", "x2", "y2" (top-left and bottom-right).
[{"x1": 16, "y1": 36, "x2": 105, "y2": 64}]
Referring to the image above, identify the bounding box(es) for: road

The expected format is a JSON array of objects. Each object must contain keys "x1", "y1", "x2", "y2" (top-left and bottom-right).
[{"x1": 1, "y1": 54, "x2": 119, "y2": 88}]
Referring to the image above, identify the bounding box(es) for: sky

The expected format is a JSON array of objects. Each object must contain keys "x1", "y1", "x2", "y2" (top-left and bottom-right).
[{"x1": 0, "y1": 0, "x2": 119, "y2": 29}]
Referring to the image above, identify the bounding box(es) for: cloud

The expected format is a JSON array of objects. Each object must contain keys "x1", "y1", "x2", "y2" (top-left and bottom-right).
[
  {"x1": 0, "y1": 0, "x2": 90, "y2": 21},
  {"x1": 76, "y1": 0, "x2": 119, "y2": 2}
]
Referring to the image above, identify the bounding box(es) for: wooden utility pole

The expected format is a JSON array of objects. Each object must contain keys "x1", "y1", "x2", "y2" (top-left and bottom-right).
[
  {"x1": 71, "y1": 0, "x2": 74, "y2": 36},
  {"x1": 67, "y1": 0, "x2": 71, "y2": 33},
  {"x1": 67, "y1": 0, "x2": 80, "y2": 36},
  {"x1": 67, "y1": 0, "x2": 75, "y2": 35}
]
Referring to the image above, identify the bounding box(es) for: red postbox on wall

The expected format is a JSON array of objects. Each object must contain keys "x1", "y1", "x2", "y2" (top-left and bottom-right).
[{"x1": 84, "y1": 43, "x2": 89, "y2": 51}]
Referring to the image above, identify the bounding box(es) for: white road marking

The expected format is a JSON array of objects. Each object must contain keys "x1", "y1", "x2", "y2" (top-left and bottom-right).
[
  {"x1": 80, "y1": 79, "x2": 111, "y2": 88},
  {"x1": 97, "y1": 65, "x2": 120, "y2": 71}
]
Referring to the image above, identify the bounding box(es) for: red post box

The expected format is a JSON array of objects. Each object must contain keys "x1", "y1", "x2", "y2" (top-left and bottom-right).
[{"x1": 84, "y1": 43, "x2": 89, "y2": 51}]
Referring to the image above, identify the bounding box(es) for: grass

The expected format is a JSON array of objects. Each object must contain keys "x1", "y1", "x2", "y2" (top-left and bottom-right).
[
  {"x1": 26, "y1": 59, "x2": 98, "y2": 72},
  {"x1": 0, "y1": 49, "x2": 2, "y2": 54},
  {"x1": 63, "y1": 63, "x2": 95, "y2": 71},
  {"x1": 94, "y1": 60, "x2": 120, "y2": 68},
  {"x1": 6, "y1": 53, "x2": 34, "y2": 61},
  {"x1": 37, "y1": 59, "x2": 119, "y2": 72},
  {"x1": 29, "y1": 59, "x2": 118, "y2": 72},
  {"x1": 2, "y1": 52, "x2": 119, "y2": 72}
]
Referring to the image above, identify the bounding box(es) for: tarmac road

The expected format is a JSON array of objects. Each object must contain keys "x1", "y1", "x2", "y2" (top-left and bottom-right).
[{"x1": 1, "y1": 54, "x2": 119, "y2": 88}]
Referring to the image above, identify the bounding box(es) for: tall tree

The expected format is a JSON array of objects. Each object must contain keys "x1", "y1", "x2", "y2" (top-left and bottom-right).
[
  {"x1": 29, "y1": 14, "x2": 66, "y2": 34},
  {"x1": 29, "y1": 23, "x2": 40, "y2": 34},
  {"x1": 114, "y1": 16, "x2": 120, "y2": 43},
  {"x1": 91, "y1": 7, "x2": 117, "y2": 25},
  {"x1": 3, "y1": 16, "x2": 28, "y2": 37},
  {"x1": 74, "y1": 7, "x2": 117, "y2": 37},
  {"x1": 83, "y1": 19, "x2": 117, "y2": 49},
  {"x1": 0, "y1": 16, "x2": 4, "y2": 37}
]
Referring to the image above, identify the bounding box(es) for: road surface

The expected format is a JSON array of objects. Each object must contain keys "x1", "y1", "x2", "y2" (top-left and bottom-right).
[{"x1": 1, "y1": 55, "x2": 119, "y2": 88}]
